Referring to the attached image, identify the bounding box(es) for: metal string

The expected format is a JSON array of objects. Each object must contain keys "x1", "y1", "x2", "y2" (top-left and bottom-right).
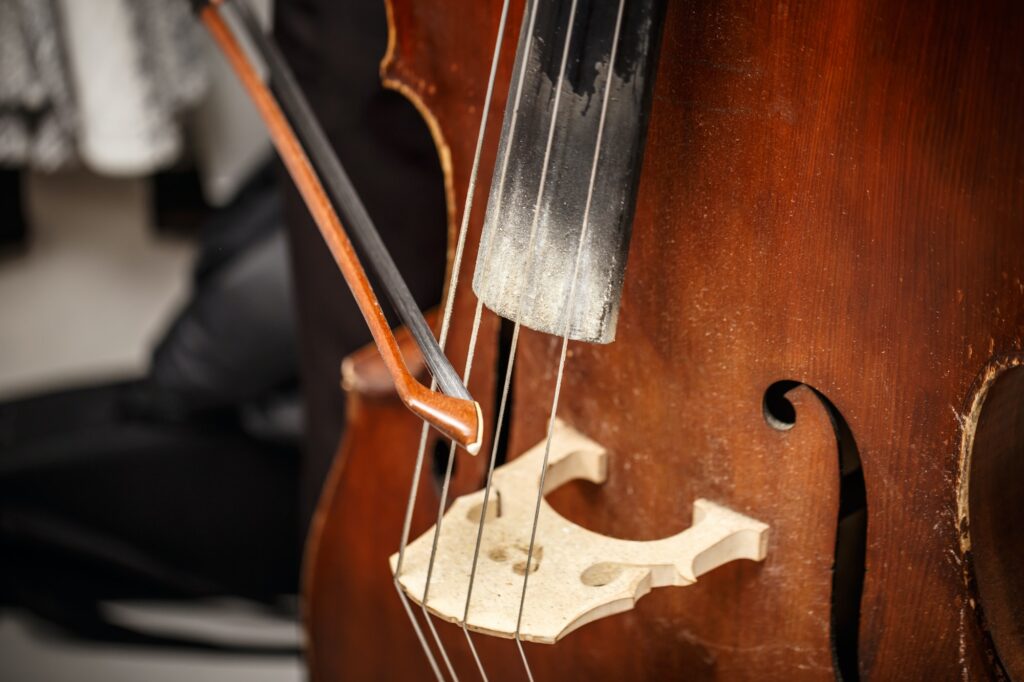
[
  {"x1": 459, "y1": 313, "x2": 519, "y2": 676},
  {"x1": 393, "y1": 586, "x2": 444, "y2": 681},
  {"x1": 419, "y1": 301, "x2": 484, "y2": 682},
  {"x1": 513, "y1": 0, "x2": 628, "y2": 678},
  {"x1": 414, "y1": 0, "x2": 544, "y2": 678},
  {"x1": 439, "y1": 0, "x2": 586, "y2": 676},
  {"x1": 443, "y1": 0, "x2": 584, "y2": 675},
  {"x1": 397, "y1": 0, "x2": 622, "y2": 679},
  {"x1": 508, "y1": 0, "x2": 584, "y2": 676},
  {"x1": 392, "y1": 0, "x2": 512, "y2": 678}
]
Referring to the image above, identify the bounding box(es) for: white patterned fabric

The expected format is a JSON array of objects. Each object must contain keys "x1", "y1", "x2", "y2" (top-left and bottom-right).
[
  {"x1": 0, "y1": 0, "x2": 76, "y2": 170},
  {"x1": 0, "y1": 0, "x2": 207, "y2": 174}
]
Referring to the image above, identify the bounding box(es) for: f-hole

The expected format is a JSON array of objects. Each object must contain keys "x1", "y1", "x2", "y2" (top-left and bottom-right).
[
  {"x1": 764, "y1": 381, "x2": 866, "y2": 682},
  {"x1": 964, "y1": 363, "x2": 1024, "y2": 679}
]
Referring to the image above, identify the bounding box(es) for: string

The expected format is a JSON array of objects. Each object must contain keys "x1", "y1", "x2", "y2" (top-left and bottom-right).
[
  {"x1": 419, "y1": 301, "x2": 483, "y2": 682},
  {"x1": 392, "y1": 0, "x2": 512, "y2": 678},
  {"x1": 400, "y1": 0, "x2": 622, "y2": 680},
  {"x1": 513, "y1": 0, "x2": 628, "y2": 678},
  {"x1": 391, "y1": 0, "x2": 583, "y2": 673},
  {"x1": 463, "y1": 0, "x2": 584, "y2": 677},
  {"x1": 452, "y1": 0, "x2": 586, "y2": 677},
  {"x1": 415, "y1": 0, "x2": 544, "y2": 678},
  {"x1": 459, "y1": 313, "x2": 519, "y2": 674}
]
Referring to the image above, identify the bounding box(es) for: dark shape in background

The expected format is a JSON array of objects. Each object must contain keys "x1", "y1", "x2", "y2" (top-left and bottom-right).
[
  {"x1": 0, "y1": 0, "x2": 448, "y2": 651},
  {"x1": 273, "y1": 0, "x2": 448, "y2": 530}
]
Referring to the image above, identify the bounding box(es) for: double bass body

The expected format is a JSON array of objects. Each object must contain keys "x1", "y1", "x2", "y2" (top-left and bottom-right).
[{"x1": 304, "y1": 0, "x2": 1024, "y2": 679}]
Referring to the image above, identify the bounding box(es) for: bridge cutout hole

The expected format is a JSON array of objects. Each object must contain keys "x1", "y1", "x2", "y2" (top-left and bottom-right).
[{"x1": 581, "y1": 563, "x2": 624, "y2": 587}]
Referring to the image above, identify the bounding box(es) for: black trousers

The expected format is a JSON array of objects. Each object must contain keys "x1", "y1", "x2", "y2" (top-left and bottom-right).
[{"x1": 0, "y1": 382, "x2": 299, "y2": 646}]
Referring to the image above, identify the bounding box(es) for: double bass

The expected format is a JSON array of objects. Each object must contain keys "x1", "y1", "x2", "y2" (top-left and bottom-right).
[{"x1": 201, "y1": 0, "x2": 1024, "y2": 678}]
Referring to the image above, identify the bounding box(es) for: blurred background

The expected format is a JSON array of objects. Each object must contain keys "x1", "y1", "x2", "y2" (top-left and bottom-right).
[{"x1": 0, "y1": 0, "x2": 447, "y2": 679}]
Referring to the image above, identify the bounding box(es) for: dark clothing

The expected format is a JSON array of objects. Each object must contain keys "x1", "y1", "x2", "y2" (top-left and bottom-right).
[
  {"x1": 0, "y1": 168, "x2": 303, "y2": 641},
  {"x1": 274, "y1": 0, "x2": 447, "y2": 530},
  {"x1": 0, "y1": 382, "x2": 299, "y2": 607},
  {"x1": 0, "y1": 0, "x2": 446, "y2": 648}
]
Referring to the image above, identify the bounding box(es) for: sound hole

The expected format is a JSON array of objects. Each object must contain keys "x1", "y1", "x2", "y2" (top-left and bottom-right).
[
  {"x1": 968, "y1": 365, "x2": 1024, "y2": 679},
  {"x1": 763, "y1": 380, "x2": 800, "y2": 430},
  {"x1": 764, "y1": 381, "x2": 866, "y2": 681}
]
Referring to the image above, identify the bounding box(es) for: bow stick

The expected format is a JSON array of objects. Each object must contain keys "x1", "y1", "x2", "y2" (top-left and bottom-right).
[{"x1": 193, "y1": 0, "x2": 483, "y2": 454}]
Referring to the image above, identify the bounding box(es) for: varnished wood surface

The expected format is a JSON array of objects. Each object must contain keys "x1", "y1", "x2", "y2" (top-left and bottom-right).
[{"x1": 304, "y1": 0, "x2": 1024, "y2": 679}]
